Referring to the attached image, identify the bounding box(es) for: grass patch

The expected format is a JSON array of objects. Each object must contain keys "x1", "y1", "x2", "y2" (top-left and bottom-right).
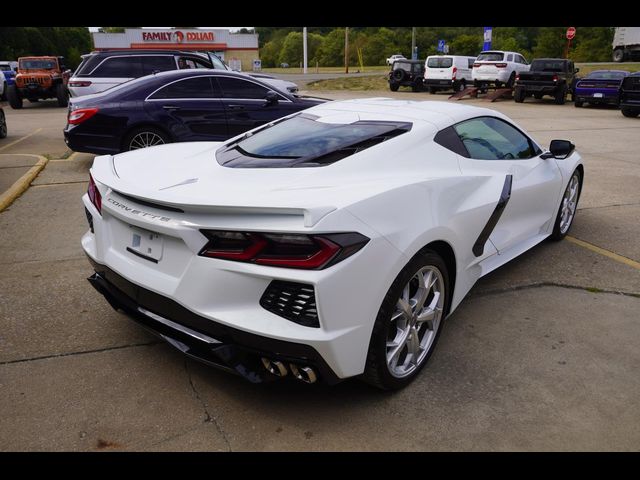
[
  {"x1": 576, "y1": 63, "x2": 640, "y2": 75},
  {"x1": 307, "y1": 75, "x2": 389, "y2": 91},
  {"x1": 262, "y1": 66, "x2": 389, "y2": 75},
  {"x1": 585, "y1": 287, "x2": 604, "y2": 293}
]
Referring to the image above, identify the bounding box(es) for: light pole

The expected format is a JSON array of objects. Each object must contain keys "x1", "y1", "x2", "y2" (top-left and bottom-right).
[
  {"x1": 411, "y1": 27, "x2": 416, "y2": 60},
  {"x1": 345, "y1": 27, "x2": 349, "y2": 74},
  {"x1": 303, "y1": 27, "x2": 308, "y2": 74}
]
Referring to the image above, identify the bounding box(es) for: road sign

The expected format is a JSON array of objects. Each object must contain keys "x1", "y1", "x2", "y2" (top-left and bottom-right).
[
  {"x1": 566, "y1": 27, "x2": 576, "y2": 40},
  {"x1": 483, "y1": 27, "x2": 493, "y2": 50},
  {"x1": 437, "y1": 40, "x2": 445, "y2": 52}
]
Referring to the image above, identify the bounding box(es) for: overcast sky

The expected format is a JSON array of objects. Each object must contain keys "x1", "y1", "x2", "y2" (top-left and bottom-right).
[{"x1": 88, "y1": 27, "x2": 253, "y2": 32}]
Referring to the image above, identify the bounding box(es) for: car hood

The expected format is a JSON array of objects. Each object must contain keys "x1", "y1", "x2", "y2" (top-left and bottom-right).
[{"x1": 90, "y1": 141, "x2": 434, "y2": 226}]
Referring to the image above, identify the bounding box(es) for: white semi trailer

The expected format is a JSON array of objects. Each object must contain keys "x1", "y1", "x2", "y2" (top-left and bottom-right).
[{"x1": 613, "y1": 27, "x2": 640, "y2": 62}]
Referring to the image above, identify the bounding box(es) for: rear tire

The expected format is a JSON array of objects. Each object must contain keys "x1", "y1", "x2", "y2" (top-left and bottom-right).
[
  {"x1": 613, "y1": 48, "x2": 625, "y2": 63},
  {"x1": 428, "y1": 87, "x2": 437, "y2": 94},
  {"x1": 0, "y1": 109, "x2": 7, "y2": 138},
  {"x1": 389, "y1": 82, "x2": 399, "y2": 92},
  {"x1": 622, "y1": 108, "x2": 640, "y2": 118},
  {"x1": 554, "y1": 86, "x2": 567, "y2": 105},
  {"x1": 361, "y1": 250, "x2": 449, "y2": 390},
  {"x1": 123, "y1": 126, "x2": 171, "y2": 152},
  {"x1": 56, "y1": 83, "x2": 68, "y2": 107},
  {"x1": 514, "y1": 86, "x2": 526, "y2": 103},
  {"x1": 7, "y1": 85, "x2": 22, "y2": 109},
  {"x1": 506, "y1": 72, "x2": 516, "y2": 88},
  {"x1": 411, "y1": 79, "x2": 423, "y2": 92}
]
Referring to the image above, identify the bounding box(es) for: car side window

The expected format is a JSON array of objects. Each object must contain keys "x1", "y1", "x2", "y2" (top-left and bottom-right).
[
  {"x1": 507, "y1": 54, "x2": 514, "y2": 62},
  {"x1": 92, "y1": 57, "x2": 144, "y2": 78},
  {"x1": 468, "y1": 58, "x2": 475, "y2": 68},
  {"x1": 149, "y1": 77, "x2": 219, "y2": 99},
  {"x1": 453, "y1": 117, "x2": 538, "y2": 160},
  {"x1": 215, "y1": 76, "x2": 271, "y2": 99},
  {"x1": 142, "y1": 56, "x2": 175, "y2": 75}
]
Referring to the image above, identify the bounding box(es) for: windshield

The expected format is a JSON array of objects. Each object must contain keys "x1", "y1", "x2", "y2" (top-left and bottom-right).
[
  {"x1": 0, "y1": 63, "x2": 11, "y2": 70},
  {"x1": 477, "y1": 52, "x2": 504, "y2": 62},
  {"x1": 530, "y1": 60, "x2": 566, "y2": 72},
  {"x1": 19, "y1": 59, "x2": 56, "y2": 69},
  {"x1": 427, "y1": 57, "x2": 453, "y2": 68},
  {"x1": 208, "y1": 53, "x2": 228, "y2": 70},
  {"x1": 587, "y1": 71, "x2": 628, "y2": 80}
]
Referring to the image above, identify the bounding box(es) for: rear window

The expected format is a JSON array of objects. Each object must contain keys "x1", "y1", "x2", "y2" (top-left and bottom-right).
[
  {"x1": 217, "y1": 114, "x2": 412, "y2": 168},
  {"x1": 531, "y1": 60, "x2": 566, "y2": 72},
  {"x1": 74, "y1": 55, "x2": 103, "y2": 76},
  {"x1": 587, "y1": 71, "x2": 628, "y2": 80},
  {"x1": 427, "y1": 57, "x2": 453, "y2": 68},
  {"x1": 477, "y1": 52, "x2": 504, "y2": 62},
  {"x1": 91, "y1": 56, "x2": 144, "y2": 78},
  {"x1": 142, "y1": 56, "x2": 176, "y2": 75}
]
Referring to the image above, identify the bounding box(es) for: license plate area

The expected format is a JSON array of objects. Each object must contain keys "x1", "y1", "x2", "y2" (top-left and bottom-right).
[
  {"x1": 593, "y1": 92, "x2": 604, "y2": 98},
  {"x1": 126, "y1": 225, "x2": 164, "y2": 263}
]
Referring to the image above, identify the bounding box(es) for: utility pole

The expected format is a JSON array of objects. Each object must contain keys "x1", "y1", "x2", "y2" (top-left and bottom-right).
[
  {"x1": 411, "y1": 27, "x2": 416, "y2": 60},
  {"x1": 303, "y1": 27, "x2": 308, "y2": 74},
  {"x1": 345, "y1": 27, "x2": 349, "y2": 74}
]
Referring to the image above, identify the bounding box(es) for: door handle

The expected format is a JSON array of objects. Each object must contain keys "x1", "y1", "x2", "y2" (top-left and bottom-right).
[
  {"x1": 162, "y1": 105, "x2": 181, "y2": 111},
  {"x1": 227, "y1": 105, "x2": 245, "y2": 110}
]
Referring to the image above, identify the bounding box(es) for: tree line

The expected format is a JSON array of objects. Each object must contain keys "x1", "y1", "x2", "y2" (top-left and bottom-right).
[
  {"x1": 256, "y1": 27, "x2": 616, "y2": 67},
  {"x1": 0, "y1": 27, "x2": 93, "y2": 69}
]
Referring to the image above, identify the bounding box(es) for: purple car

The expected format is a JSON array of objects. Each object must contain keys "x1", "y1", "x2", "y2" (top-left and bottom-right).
[{"x1": 574, "y1": 70, "x2": 629, "y2": 108}]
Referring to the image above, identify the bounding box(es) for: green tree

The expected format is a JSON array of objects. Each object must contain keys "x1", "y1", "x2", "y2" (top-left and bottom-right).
[
  {"x1": 316, "y1": 28, "x2": 346, "y2": 67},
  {"x1": 533, "y1": 27, "x2": 566, "y2": 58},
  {"x1": 450, "y1": 34, "x2": 482, "y2": 56}
]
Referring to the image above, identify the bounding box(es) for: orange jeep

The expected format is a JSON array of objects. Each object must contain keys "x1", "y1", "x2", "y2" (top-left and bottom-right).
[{"x1": 7, "y1": 56, "x2": 71, "y2": 109}]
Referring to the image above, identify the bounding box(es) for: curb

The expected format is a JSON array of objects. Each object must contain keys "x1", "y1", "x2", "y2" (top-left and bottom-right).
[{"x1": 0, "y1": 154, "x2": 49, "y2": 212}]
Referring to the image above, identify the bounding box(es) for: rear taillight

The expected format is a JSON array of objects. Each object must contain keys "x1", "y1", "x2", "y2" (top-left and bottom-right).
[
  {"x1": 87, "y1": 173, "x2": 102, "y2": 214},
  {"x1": 68, "y1": 80, "x2": 92, "y2": 87},
  {"x1": 552, "y1": 75, "x2": 559, "y2": 82},
  {"x1": 495, "y1": 63, "x2": 507, "y2": 68},
  {"x1": 452, "y1": 66, "x2": 457, "y2": 80},
  {"x1": 68, "y1": 107, "x2": 98, "y2": 125},
  {"x1": 515, "y1": 74, "x2": 520, "y2": 81},
  {"x1": 473, "y1": 63, "x2": 480, "y2": 68},
  {"x1": 198, "y1": 231, "x2": 369, "y2": 270}
]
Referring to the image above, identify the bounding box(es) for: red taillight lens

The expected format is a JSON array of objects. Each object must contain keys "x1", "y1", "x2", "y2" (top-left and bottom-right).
[
  {"x1": 495, "y1": 63, "x2": 507, "y2": 68},
  {"x1": 552, "y1": 75, "x2": 559, "y2": 82},
  {"x1": 452, "y1": 66, "x2": 457, "y2": 80},
  {"x1": 515, "y1": 74, "x2": 520, "y2": 81},
  {"x1": 68, "y1": 107, "x2": 99, "y2": 125},
  {"x1": 199, "y1": 231, "x2": 369, "y2": 270},
  {"x1": 68, "y1": 80, "x2": 92, "y2": 87},
  {"x1": 473, "y1": 63, "x2": 480, "y2": 68},
  {"x1": 87, "y1": 173, "x2": 102, "y2": 214}
]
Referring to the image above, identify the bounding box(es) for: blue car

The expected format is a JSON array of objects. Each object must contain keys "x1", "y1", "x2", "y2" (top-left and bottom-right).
[
  {"x1": 574, "y1": 70, "x2": 629, "y2": 107},
  {"x1": 0, "y1": 61, "x2": 17, "y2": 86},
  {"x1": 63, "y1": 69, "x2": 326, "y2": 155}
]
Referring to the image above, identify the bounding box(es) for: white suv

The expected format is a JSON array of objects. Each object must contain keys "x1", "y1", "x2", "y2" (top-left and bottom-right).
[
  {"x1": 472, "y1": 50, "x2": 529, "y2": 89},
  {"x1": 424, "y1": 55, "x2": 476, "y2": 93}
]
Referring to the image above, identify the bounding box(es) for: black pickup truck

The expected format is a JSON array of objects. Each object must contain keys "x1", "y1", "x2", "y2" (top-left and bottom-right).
[
  {"x1": 513, "y1": 58, "x2": 579, "y2": 105},
  {"x1": 620, "y1": 72, "x2": 640, "y2": 118}
]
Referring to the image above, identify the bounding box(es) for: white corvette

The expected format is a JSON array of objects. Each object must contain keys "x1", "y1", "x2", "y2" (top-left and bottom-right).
[{"x1": 82, "y1": 99, "x2": 584, "y2": 390}]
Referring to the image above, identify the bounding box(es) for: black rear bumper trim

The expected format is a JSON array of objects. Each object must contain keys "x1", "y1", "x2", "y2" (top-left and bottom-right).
[{"x1": 86, "y1": 257, "x2": 341, "y2": 385}]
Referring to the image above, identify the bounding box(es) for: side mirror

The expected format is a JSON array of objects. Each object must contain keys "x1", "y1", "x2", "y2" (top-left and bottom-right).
[
  {"x1": 541, "y1": 139, "x2": 575, "y2": 160},
  {"x1": 264, "y1": 91, "x2": 279, "y2": 106}
]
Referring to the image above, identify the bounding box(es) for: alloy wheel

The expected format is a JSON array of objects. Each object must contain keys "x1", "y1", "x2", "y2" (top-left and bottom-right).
[
  {"x1": 386, "y1": 266, "x2": 445, "y2": 378},
  {"x1": 129, "y1": 131, "x2": 166, "y2": 150},
  {"x1": 559, "y1": 173, "x2": 580, "y2": 234}
]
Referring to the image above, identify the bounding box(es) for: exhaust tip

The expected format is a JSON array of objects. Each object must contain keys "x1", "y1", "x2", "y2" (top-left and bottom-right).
[
  {"x1": 261, "y1": 357, "x2": 288, "y2": 377},
  {"x1": 290, "y1": 364, "x2": 317, "y2": 384}
]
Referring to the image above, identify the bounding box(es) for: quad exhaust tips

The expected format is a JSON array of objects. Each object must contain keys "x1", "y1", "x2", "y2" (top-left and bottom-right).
[{"x1": 260, "y1": 357, "x2": 317, "y2": 384}]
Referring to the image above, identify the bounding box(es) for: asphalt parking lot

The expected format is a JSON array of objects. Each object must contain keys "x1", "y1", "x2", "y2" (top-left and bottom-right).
[{"x1": 1, "y1": 90, "x2": 639, "y2": 451}]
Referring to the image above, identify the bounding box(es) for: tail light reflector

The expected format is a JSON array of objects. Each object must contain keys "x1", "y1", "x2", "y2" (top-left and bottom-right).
[
  {"x1": 473, "y1": 63, "x2": 481, "y2": 68},
  {"x1": 515, "y1": 74, "x2": 520, "y2": 81},
  {"x1": 87, "y1": 173, "x2": 102, "y2": 214},
  {"x1": 495, "y1": 63, "x2": 508, "y2": 68},
  {"x1": 68, "y1": 107, "x2": 99, "y2": 125},
  {"x1": 199, "y1": 231, "x2": 369, "y2": 270},
  {"x1": 553, "y1": 75, "x2": 559, "y2": 82},
  {"x1": 452, "y1": 66, "x2": 457, "y2": 80}
]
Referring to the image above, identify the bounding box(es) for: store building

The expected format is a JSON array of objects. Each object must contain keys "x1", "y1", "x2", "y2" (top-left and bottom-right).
[{"x1": 91, "y1": 28, "x2": 259, "y2": 71}]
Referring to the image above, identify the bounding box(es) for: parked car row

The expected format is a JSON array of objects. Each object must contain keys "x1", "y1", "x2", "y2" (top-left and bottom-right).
[{"x1": 388, "y1": 52, "x2": 638, "y2": 118}]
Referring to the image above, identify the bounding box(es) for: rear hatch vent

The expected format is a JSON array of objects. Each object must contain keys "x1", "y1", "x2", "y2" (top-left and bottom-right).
[{"x1": 260, "y1": 280, "x2": 319, "y2": 328}]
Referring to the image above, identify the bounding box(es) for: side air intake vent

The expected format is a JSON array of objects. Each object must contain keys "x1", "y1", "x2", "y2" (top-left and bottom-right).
[{"x1": 260, "y1": 280, "x2": 319, "y2": 328}]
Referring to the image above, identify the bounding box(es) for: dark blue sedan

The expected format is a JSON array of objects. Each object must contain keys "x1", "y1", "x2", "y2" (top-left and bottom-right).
[
  {"x1": 64, "y1": 70, "x2": 327, "y2": 155},
  {"x1": 574, "y1": 70, "x2": 629, "y2": 108}
]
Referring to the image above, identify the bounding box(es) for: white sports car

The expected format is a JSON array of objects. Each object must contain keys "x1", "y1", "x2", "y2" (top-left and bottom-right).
[{"x1": 82, "y1": 99, "x2": 584, "y2": 390}]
